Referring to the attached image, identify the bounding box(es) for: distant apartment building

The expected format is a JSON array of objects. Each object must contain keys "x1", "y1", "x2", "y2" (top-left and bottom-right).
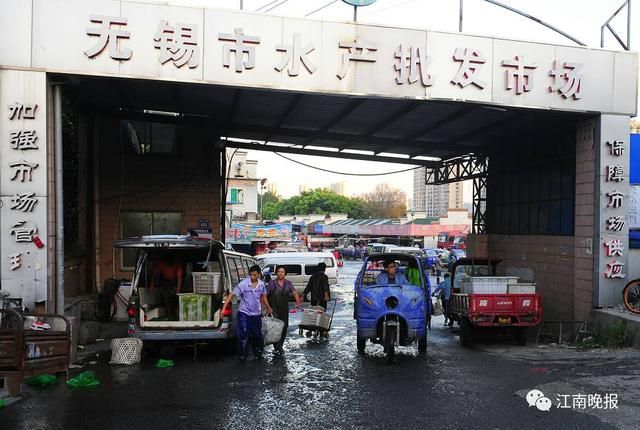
[
  {"x1": 226, "y1": 149, "x2": 259, "y2": 221},
  {"x1": 413, "y1": 168, "x2": 426, "y2": 211},
  {"x1": 413, "y1": 167, "x2": 464, "y2": 217},
  {"x1": 266, "y1": 183, "x2": 279, "y2": 195},
  {"x1": 299, "y1": 184, "x2": 312, "y2": 194},
  {"x1": 330, "y1": 181, "x2": 346, "y2": 196},
  {"x1": 449, "y1": 181, "x2": 463, "y2": 209}
]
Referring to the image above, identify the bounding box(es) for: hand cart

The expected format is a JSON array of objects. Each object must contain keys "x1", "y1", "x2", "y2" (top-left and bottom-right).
[
  {"x1": 298, "y1": 299, "x2": 337, "y2": 340},
  {"x1": 0, "y1": 309, "x2": 70, "y2": 396}
]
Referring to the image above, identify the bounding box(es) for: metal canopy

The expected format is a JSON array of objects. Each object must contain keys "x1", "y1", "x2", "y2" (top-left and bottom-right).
[{"x1": 63, "y1": 75, "x2": 590, "y2": 165}]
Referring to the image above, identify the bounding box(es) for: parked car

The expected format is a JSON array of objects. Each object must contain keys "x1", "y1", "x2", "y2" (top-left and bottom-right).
[
  {"x1": 424, "y1": 249, "x2": 439, "y2": 269},
  {"x1": 268, "y1": 247, "x2": 299, "y2": 253},
  {"x1": 331, "y1": 249, "x2": 344, "y2": 267},
  {"x1": 255, "y1": 252, "x2": 339, "y2": 294},
  {"x1": 115, "y1": 235, "x2": 256, "y2": 343},
  {"x1": 387, "y1": 246, "x2": 427, "y2": 268},
  {"x1": 434, "y1": 248, "x2": 449, "y2": 264},
  {"x1": 368, "y1": 243, "x2": 399, "y2": 254}
]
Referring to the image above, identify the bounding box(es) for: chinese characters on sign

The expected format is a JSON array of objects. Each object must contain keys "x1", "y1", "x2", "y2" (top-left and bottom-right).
[
  {"x1": 5, "y1": 95, "x2": 42, "y2": 272},
  {"x1": 154, "y1": 21, "x2": 199, "y2": 69},
  {"x1": 85, "y1": 15, "x2": 132, "y2": 60},
  {"x1": 8, "y1": 103, "x2": 37, "y2": 120},
  {"x1": 337, "y1": 39, "x2": 378, "y2": 80},
  {"x1": 394, "y1": 45, "x2": 433, "y2": 86},
  {"x1": 275, "y1": 34, "x2": 317, "y2": 76},
  {"x1": 219, "y1": 28, "x2": 261, "y2": 73},
  {"x1": 502, "y1": 55, "x2": 536, "y2": 95},
  {"x1": 9, "y1": 130, "x2": 38, "y2": 150},
  {"x1": 80, "y1": 15, "x2": 591, "y2": 99},
  {"x1": 9, "y1": 160, "x2": 38, "y2": 182},
  {"x1": 602, "y1": 134, "x2": 626, "y2": 279},
  {"x1": 549, "y1": 61, "x2": 583, "y2": 99},
  {"x1": 451, "y1": 48, "x2": 486, "y2": 89},
  {"x1": 10, "y1": 221, "x2": 38, "y2": 243},
  {"x1": 11, "y1": 192, "x2": 38, "y2": 213}
]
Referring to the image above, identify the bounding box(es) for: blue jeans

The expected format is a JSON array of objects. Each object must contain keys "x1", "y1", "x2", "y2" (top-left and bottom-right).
[{"x1": 237, "y1": 311, "x2": 264, "y2": 356}]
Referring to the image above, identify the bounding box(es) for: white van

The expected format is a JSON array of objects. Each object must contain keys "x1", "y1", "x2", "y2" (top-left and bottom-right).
[
  {"x1": 115, "y1": 235, "x2": 257, "y2": 342},
  {"x1": 255, "y1": 252, "x2": 339, "y2": 294},
  {"x1": 368, "y1": 243, "x2": 399, "y2": 254}
]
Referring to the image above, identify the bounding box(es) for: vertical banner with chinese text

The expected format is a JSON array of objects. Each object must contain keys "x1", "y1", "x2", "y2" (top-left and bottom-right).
[
  {"x1": 0, "y1": 70, "x2": 48, "y2": 309},
  {"x1": 596, "y1": 115, "x2": 630, "y2": 307}
]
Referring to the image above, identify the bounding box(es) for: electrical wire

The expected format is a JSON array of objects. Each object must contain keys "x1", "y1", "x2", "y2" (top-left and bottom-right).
[
  {"x1": 264, "y1": 0, "x2": 290, "y2": 13},
  {"x1": 360, "y1": 0, "x2": 420, "y2": 18},
  {"x1": 305, "y1": 0, "x2": 338, "y2": 17},
  {"x1": 255, "y1": 0, "x2": 281, "y2": 11},
  {"x1": 273, "y1": 151, "x2": 423, "y2": 176}
]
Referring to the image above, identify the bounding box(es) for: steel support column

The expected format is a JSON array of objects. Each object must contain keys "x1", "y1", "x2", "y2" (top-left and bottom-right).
[
  {"x1": 472, "y1": 176, "x2": 487, "y2": 234},
  {"x1": 425, "y1": 154, "x2": 488, "y2": 185}
]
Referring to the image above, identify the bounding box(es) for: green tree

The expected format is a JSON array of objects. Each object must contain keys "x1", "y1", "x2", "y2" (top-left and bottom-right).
[
  {"x1": 258, "y1": 190, "x2": 281, "y2": 218},
  {"x1": 261, "y1": 201, "x2": 280, "y2": 220},
  {"x1": 275, "y1": 188, "x2": 372, "y2": 218},
  {"x1": 361, "y1": 183, "x2": 407, "y2": 218}
]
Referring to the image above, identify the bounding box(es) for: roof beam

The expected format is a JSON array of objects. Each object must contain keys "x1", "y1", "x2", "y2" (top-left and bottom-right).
[
  {"x1": 302, "y1": 98, "x2": 367, "y2": 147},
  {"x1": 225, "y1": 140, "x2": 439, "y2": 167},
  {"x1": 264, "y1": 93, "x2": 303, "y2": 144},
  {"x1": 361, "y1": 101, "x2": 422, "y2": 137},
  {"x1": 403, "y1": 106, "x2": 476, "y2": 142}
]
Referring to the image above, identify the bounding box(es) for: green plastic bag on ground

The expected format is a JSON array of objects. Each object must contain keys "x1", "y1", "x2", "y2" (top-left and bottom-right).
[
  {"x1": 155, "y1": 359, "x2": 174, "y2": 368},
  {"x1": 25, "y1": 374, "x2": 58, "y2": 387},
  {"x1": 66, "y1": 371, "x2": 100, "y2": 389},
  {"x1": 0, "y1": 398, "x2": 5, "y2": 409}
]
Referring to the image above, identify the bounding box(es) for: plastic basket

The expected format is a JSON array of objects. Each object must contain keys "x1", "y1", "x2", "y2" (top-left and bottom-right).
[
  {"x1": 301, "y1": 306, "x2": 330, "y2": 329},
  {"x1": 110, "y1": 338, "x2": 143, "y2": 365},
  {"x1": 192, "y1": 272, "x2": 222, "y2": 294}
]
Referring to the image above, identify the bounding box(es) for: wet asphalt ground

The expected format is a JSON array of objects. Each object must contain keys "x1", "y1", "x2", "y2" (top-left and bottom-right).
[{"x1": 2, "y1": 261, "x2": 640, "y2": 429}]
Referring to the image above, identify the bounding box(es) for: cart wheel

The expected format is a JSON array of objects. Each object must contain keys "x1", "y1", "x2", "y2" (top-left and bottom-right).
[
  {"x1": 357, "y1": 336, "x2": 366, "y2": 354},
  {"x1": 515, "y1": 327, "x2": 527, "y2": 346},
  {"x1": 623, "y1": 279, "x2": 640, "y2": 314},
  {"x1": 460, "y1": 318, "x2": 473, "y2": 347},
  {"x1": 385, "y1": 326, "x2": 396, "y2": 365}
]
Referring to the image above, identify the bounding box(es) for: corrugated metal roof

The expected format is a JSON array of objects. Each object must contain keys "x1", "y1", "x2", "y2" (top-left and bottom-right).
[{"x1": 64, "y1": 76, "x2": 588, "y2": 166}]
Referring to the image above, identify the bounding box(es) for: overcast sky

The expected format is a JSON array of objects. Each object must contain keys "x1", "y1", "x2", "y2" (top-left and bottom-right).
[{"x1": 164, "y1": 0, "x2": 639, "y2": 200}]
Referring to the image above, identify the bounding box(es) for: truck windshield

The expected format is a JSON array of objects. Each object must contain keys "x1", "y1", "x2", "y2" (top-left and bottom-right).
[
  {"x1": 360, "y1": 256, "x2": 423, "y2": 288},
  {"x1": 453, "y1": 265, "x2": 492, "y2": 290}
]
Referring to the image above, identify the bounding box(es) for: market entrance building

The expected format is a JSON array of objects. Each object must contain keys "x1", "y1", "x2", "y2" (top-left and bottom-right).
[{"x1": 0, "y1": 0, "x2": 637, "y2": 322}]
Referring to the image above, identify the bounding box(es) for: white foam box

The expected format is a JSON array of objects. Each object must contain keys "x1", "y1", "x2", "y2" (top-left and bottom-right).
[
  {"x1": 141, "y1": 307, "x2": 167, "y2": 322},
  {"x1": 508, "y1": 283, "x2": 536, "y2": 294},
  {"x1": 113, "y1": 283, "x2": 133, "y2": 322},
  {"x1": 465, "y1": 277, "x2": 519, "y2": 294}
]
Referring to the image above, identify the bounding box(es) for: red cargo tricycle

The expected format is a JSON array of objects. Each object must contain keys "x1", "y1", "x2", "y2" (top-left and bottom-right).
[{"x1": 449, "y1": 259, "x2": 542, "y2": 347}]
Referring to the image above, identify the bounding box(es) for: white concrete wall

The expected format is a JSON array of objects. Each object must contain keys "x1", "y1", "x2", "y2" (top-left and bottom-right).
[{"x1": 0, "y1": 70, "x2": 48, "y2": 310}]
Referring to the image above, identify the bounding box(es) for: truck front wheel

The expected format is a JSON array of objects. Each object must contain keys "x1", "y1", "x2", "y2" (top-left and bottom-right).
[
  {"x1": 460, "y1": 317, "x2": 474, "y2": 347},
  {"x1": 515, "y1": 327, "x2": 528, "y2": 346},
  {"x1": 418, "y1": 332, "x2": 427, "y2": 354},
  {"x1": 357, "y1": 336, "x2": 366, "y2": 354}
]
